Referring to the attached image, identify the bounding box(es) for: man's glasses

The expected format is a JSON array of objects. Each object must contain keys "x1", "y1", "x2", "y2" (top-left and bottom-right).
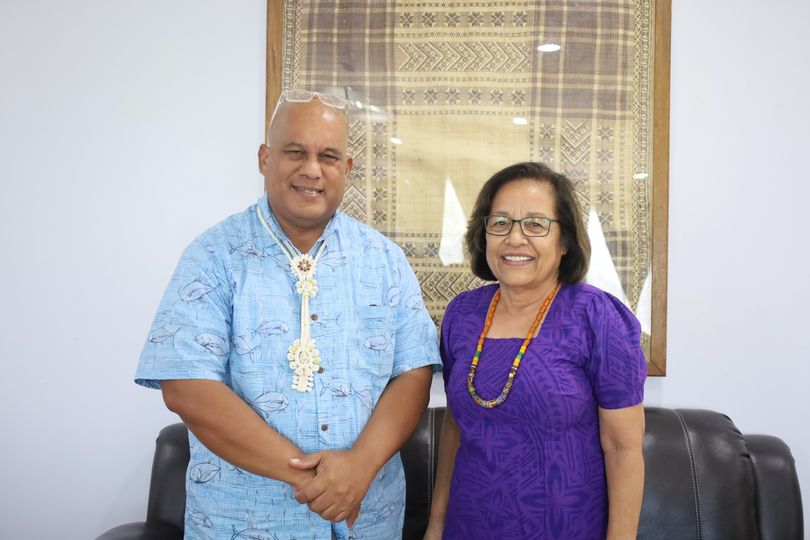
[
  {"x1": 280, "y1": 89, "x2": 349, "y2": 110},
  {"x1": 483, "y1": 215, "x2": 560, "y2": 238},
  {"x1": 269, "y1": 89, "x2": 349, "y2": 128}
]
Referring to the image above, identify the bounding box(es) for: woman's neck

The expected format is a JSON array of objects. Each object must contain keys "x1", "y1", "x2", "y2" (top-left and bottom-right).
[
  {"x1": 487, "y1": 281, "x2": 561, "y2": 339},
  {"x1": 497, "y1": 280, "x2": 560, "y2": 315}
]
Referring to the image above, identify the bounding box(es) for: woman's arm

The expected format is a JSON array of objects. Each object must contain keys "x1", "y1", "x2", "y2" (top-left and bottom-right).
[
  {"x1": 599, "y1": 403, "x2": 645, "y2": 540},
  {"x1": 423, "y1": 406, "x2": 461, "y2": 539}
]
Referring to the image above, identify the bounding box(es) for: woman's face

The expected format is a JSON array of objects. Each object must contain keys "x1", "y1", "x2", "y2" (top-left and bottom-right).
[{"x1": 484, "y1": 179, "x2": 566, "y2": 295}]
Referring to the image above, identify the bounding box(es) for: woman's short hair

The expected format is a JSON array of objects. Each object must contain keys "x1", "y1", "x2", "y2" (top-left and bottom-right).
[{"x1": 465, "y1": 162, "x2": 591, "y2": 283}]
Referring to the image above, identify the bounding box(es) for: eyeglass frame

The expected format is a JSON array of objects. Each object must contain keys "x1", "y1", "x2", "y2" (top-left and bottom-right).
[
  {"x1": 268, "y1": 89, "x2": 350, "y2": 131},
  {"x1": 482, "y1": 215, "x2": 562, "y2": 238}
]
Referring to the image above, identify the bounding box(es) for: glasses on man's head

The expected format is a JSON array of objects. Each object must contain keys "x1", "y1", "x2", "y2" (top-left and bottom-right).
[
  {"x1": 268, "y1": 89, "x2": 350, "y2": 140},
  {"x1": 280, "y1": 89, "x2": 349, "y2": 110},
  {"x1": 483, "y1": 215, "x2": 560, "y2": 237}
]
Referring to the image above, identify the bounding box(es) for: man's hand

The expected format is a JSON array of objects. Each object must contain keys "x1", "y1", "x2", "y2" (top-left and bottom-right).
[{"x1": 290, "y1": 449, "x2": 377, "y2": 527}]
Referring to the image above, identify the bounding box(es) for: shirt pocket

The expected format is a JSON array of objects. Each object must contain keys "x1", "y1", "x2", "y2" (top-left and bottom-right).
[{"x1": 354, "y1": 305, "x2": 396, "y2": 385}]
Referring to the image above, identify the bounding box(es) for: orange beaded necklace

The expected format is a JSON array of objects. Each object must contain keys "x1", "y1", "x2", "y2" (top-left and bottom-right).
[{"x1": 467, "y1": 283, "x2": 560, "y2": 408}]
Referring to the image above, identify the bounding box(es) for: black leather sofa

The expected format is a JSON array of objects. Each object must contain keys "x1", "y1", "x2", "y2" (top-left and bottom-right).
[{"x1": 97, "y1": 407, "x2": 803, "y2": 540}]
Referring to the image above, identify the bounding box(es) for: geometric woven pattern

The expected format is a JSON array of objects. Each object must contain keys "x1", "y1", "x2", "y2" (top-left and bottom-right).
[{"x1": 281, "y1": 0, "x2": 655, "y2": 358}]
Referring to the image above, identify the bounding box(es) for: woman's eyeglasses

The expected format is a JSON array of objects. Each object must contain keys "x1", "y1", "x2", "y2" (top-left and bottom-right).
[{"x1": 483, "y1": 215, "x2": 560, "y2": 237}]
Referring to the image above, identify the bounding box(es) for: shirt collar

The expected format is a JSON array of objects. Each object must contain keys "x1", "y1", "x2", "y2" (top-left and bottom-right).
[{"x1": 256, "y1": 195, "x2": 340, "y2": 254}]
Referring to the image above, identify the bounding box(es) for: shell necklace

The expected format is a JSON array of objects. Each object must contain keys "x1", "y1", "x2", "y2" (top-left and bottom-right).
[
  {"x1": 467, "y1": 283, "x2": 560, "y2": 408},
  {"x1": 256, "y1": 206, "x2": 328, "y2": 392}
]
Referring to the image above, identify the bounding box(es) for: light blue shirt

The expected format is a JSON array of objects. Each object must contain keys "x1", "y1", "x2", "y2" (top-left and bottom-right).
[{"x1": 136, "y1": 196, "x2": 441, "y2": 539}]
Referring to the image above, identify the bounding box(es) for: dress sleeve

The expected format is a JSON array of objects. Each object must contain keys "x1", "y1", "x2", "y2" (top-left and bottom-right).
[
  {"x1": 135, "y1": 233, "x2": 234, "y2": 389},
  {"x1": 389, "y1": 248, "x2": 442, "y2": 378},
  {"x1": 582, "y1": 291, "x2": 647, "y2": 409}
]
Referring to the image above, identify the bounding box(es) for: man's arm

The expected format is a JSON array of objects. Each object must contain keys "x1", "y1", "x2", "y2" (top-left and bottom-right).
[
  {"x1": 599, "y1": 403, "x2": 645, "y2": 540},
  {"x1": 291, "y1": 366, "x2": 433, "y2": 525},
  {"x1": 161, "y1": 379, "x2": 315, "y2": 488}
]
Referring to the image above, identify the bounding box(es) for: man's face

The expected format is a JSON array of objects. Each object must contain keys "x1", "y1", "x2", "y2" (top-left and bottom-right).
[{"x1": 259, "y1": 100, "x2": 352, "y2": 238}]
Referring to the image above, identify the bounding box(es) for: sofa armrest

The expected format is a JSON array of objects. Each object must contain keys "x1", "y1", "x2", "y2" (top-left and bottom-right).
[
  {"x1": 95, "y1": 521, "x2": 182, "y2": 540},
  {"x1": 96, "y1": 424, "x2": 189, "y2": 540},
  {"x1": 146, "y1": 423, "x2": 189, "y2": 529},
  {"x1": 745, "y1": 434, "x2": 804, "y2": 540},
  {"x1": 402, "y1": 407, "x2": 445, "y2": 540}
]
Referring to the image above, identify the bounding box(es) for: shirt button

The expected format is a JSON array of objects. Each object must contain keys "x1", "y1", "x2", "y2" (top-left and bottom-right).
[
  {"x1": 320, "y1": 423, "x2": 329, "y2": 431},
  {"x1": 311, "y1": 313, "x2": 318, "y2": 321},
  {"x1": 318, "y1": 367, "x2": 324, "y2": 374}
]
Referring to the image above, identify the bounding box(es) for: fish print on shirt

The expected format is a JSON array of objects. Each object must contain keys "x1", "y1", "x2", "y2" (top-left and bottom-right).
[
  {"x1": 148, "y1": 326, "x2": 179, "y2": 345},
  {"x1": 319, "y1": 249, "x2": 347, "y2": 271},
  {"x1": 232, "y1": 334, "x2": 259, "y2": 361},
  {"x1": 363, "y1": 236, "x2": 390, "y2": 254},
  {"x1": 353, "y1": 388, "x2": 373, "y2": 410},
  {"x1": 311, "y1": 313, "x2": 341, "y2": 331},
  {"x1": 363, "y1": 333, "x2": 393, "y2": 353},
  {"x1": 180, "y1": 280, "x2": 217, "y2": 302},
  {"x1": 195, "y1": 332, "x2": 229, "y2": 357},
  {"x1": 318, "y1": 377, "x2": 353, "y2": 398},
  {"x1": 363, "y1": 499, "x2": 401, "y2": 526},
  {"x1": 317, "y1": 376, "x2": 373, "y2": 410},
  {"x1": 247, "y1": 390, "x2": 289, "y2": 418},
  {"x1": 385, "y1": 267, "x2": 401, "y2": 307},
  {"x1": 405, "y1": 294, "x2": 424, "y2": 310},
  {"x1": 189, "y1": 460, "x2": 221, "y2": 484},
  {"x1": 230, "y1": 525, "x2": 278, "y2": 540},
  {"x1": 229, "y1": 240, "x2": 268, "y2": 259},
  {"x1": 251, "y1": 320, "x2": 289, "y2": 338},
  {"x1": 189, "y1": 510, "x2": 213, "y2": 529}
]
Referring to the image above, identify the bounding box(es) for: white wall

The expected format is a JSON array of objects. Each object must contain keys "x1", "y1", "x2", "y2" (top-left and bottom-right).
[
  {"x1": 656, "y1": 0, "x2": 810, "y2": 523},
  {"x1": 1, "y1": 1, "x2": 807, "y2": 538},
  {"x1": 0, "y1": 1, "x2": 266, "y2": 538}
]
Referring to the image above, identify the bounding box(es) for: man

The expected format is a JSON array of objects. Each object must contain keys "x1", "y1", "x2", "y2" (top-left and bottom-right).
[{"x1": 136, "y1": 89, "x2": 440, "y2": 539}]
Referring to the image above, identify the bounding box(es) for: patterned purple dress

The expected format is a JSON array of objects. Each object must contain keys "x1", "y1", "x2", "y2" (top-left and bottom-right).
[{"x1": 440, "y1": 283, "x2": 646, "y2": 539}]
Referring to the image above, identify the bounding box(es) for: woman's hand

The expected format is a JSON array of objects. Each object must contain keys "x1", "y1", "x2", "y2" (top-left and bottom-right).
[{"x1": 423, "y1": 521, "x2": 444, "y2": 540}]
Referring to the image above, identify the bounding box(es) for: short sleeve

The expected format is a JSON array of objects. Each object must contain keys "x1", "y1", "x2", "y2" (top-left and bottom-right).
[
  {"x1": 389, "y1": 248, "x2": 442, "y2": 378},
  {"x1": 135, "y1": 233, "x2": 234, "y2": 389},
  {"x1": 583, "y1": 291, "x2": 647, "y2": 409}
]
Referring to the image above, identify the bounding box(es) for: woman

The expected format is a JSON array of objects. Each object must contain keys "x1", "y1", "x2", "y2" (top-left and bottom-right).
[{"x1": 425, "y1": 162, "x2": 646, "y2": 539}]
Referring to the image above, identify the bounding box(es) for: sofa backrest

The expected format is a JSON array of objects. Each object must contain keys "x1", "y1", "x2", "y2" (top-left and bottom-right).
[{"x1": 148, "y1": 407, "x2": 802, "y2": 539}]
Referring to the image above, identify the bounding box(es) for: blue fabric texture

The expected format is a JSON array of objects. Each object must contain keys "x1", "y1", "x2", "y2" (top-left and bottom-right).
[{"x1": 136, "y1": 196, "x2": 441, "y2": 539}]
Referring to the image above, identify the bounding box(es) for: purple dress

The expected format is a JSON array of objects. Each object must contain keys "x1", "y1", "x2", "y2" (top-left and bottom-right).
[{"x1": 440, "y1": 283, "x2": 646, "y2": 539}]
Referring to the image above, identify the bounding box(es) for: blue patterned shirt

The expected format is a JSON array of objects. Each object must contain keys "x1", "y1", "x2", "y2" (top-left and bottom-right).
[{"x1": 136, "y1": 196, "x2": 441, "y2": 539}]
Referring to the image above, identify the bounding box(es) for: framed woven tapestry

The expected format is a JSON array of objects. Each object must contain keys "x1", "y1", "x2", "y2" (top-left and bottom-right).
[{"x1": 266, "y1": 0, "x2": 671, "y2": 375}]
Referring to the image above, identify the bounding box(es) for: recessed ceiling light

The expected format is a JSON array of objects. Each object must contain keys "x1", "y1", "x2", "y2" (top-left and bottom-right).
[
  {"x1": 390, "y1": 137, "x2": 403, "y2": 145},
  {"x1": 537, "y1": 43, "x2": 561, "y2": 53},
  {"x1": 512, "y1": 117, "x2": 528, "y2": 126},
  {"x1": 632, "y1": 172, "x2": 649, "y2": 180}
]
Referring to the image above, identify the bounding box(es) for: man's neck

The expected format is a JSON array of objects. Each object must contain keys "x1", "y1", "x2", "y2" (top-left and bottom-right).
[
  {"x1": 287, "y1": 233, "x2": 321, "y2": 254},
  {"x1": 276, "y1": 218, "x2": 331, "y2": 254}
]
